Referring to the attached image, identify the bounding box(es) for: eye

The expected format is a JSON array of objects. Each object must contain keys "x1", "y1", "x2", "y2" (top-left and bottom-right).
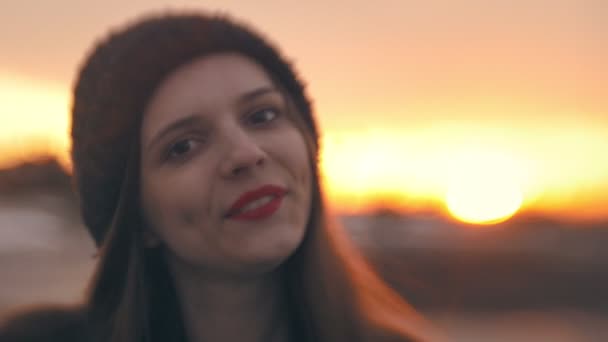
[
  {"x1": 165, "y1": 138, "x2": 200, "y2": 161},
  {"x1": 246, "y1": 108, "x2": 279, "y2": 126}
]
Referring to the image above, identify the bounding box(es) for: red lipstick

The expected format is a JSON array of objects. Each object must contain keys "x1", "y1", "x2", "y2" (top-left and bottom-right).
[{"x1": 226, "y1": 184, "x2": 287, "y2": 221}]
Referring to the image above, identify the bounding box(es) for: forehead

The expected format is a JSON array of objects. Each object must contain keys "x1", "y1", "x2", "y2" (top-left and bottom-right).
[{"x1": 141, "y1": 53, "x2": 276, "y2": 140}]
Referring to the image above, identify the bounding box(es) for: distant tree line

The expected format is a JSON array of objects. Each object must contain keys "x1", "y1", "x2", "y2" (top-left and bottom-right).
[{"x1": 0, "y1": 157, "x2": 72, "y2": 196}]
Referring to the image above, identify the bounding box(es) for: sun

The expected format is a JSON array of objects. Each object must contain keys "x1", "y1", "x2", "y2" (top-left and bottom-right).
[{"x1": 444, "y1": 149, "x2": 524, "y2": 225}]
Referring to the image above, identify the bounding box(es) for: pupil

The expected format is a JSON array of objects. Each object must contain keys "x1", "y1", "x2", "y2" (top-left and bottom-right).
[
  {"x1": 255, "y1": 110, "x2": 273, "y2": 123},
  {"x1": 174, "y1": 141, "x2": 190, "y2": 155}
]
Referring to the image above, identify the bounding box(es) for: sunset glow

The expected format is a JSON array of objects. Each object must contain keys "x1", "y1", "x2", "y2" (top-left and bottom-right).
[
  {"x1": 1, "y1": 1, "x2": 607, "y2": 224},
  {"x1": 2, "y1": 73, "x2": 608, "y2": 224},
  {"x1": 319, "y1": 120, "x2": 608, "y2": 223},
  {"x1": 0, "y1": 73, "x2": 72, "y2": 169}
]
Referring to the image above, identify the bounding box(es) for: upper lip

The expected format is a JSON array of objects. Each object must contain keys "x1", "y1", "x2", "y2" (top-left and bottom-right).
[{"x1": 225, "y1": 184, "x2": 287, "y2": 217}]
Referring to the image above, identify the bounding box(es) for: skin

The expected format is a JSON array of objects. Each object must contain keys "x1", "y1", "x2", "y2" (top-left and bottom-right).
[{"x1": 139, "y1": 53, "x2": 312, "y2": 342}]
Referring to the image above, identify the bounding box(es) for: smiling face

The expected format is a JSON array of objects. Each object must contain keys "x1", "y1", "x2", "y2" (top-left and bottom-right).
[{"x1": 139, "y1": 53, "x2": 312, "y2": 278}]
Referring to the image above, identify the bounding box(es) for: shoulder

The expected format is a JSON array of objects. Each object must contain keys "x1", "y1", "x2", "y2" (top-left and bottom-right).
[{"x1": 0, "y1": 303, "x2": 88, "y2": 342}]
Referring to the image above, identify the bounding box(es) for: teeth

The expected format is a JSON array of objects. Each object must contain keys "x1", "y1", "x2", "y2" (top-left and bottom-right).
[{"x1": 237, "y1": 195, "x2": 275, "y2": 214}]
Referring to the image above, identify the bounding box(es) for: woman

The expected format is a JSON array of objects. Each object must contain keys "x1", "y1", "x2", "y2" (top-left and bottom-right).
[{"x1": 0, "y1": 11, "x2": 440, "y2": 342}]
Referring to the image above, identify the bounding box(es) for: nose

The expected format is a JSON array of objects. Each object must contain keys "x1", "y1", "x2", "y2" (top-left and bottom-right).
[{"x1": 219, "y1": 129, "x2": 266, "y2": 178}]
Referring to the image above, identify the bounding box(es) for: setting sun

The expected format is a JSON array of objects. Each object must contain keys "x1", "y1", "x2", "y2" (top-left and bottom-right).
[{"x1": 445, "y1": 149, "x2": 524, "y2": 225}]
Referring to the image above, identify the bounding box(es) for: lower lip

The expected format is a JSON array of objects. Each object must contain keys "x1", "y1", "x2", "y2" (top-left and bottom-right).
[{"x1": 229, "y1": 195, "x2": 285, "y2": 221}]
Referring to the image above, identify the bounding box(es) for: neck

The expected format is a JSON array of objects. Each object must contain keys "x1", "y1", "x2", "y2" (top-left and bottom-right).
[{"x1": 169, "y1": 261, "x2": 291, "y2": 342}]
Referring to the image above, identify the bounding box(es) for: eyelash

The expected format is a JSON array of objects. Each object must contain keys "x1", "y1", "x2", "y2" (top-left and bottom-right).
[
  {"x1": 164, "y1": 137, "x2": 203, "y2": 163},
  {"x1": 244, "y1": 107, "x2": 281, "y2": 126}
]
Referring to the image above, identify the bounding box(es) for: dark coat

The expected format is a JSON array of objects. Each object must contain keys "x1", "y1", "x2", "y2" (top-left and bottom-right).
[{"x1": 0, "y1": 304, "x2": 88, "y2": 342}]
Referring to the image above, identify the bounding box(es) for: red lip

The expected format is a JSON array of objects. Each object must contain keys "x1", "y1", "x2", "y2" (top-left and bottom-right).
[{"x1": 225, "y1": 184, "x2": 287, "y2": 220}]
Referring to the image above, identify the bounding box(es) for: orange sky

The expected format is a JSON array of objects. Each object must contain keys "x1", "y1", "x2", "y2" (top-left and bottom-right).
[{"x1": 1, "y1": 1, "x2": 607, "y2": 222}]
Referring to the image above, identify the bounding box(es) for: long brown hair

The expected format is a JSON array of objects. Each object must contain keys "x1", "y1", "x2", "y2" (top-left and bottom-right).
[{"x1": 74, "y1": 12, "x2": 440, "y2": 342}]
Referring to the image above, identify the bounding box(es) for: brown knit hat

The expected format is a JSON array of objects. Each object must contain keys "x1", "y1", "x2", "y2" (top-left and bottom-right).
[{"x1": 71, "y1": 12, "x2": 319, "y2": 246}]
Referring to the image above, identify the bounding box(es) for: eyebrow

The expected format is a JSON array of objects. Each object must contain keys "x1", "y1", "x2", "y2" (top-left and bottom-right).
[
  {"x1": 146, "y1": 86, "x2": 280, "y2": 151},
  {"x1": 236, "y1": 86, "x2": 280, "y2": 106}
]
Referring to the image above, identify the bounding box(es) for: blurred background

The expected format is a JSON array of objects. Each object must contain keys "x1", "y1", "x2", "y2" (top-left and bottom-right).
[{"x1": 0, "y1": 1, "x2": 606, "y2": 340}]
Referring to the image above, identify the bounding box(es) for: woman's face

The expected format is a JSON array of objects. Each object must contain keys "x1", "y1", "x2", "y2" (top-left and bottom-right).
[{"x1": 139, "y1": 53, "x2": 312, "y2": 277}]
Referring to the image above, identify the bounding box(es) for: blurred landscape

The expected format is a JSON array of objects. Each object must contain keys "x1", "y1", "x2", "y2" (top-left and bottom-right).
[{"x1": 1, "y1": 157, "x2": 607, "y2": 341}]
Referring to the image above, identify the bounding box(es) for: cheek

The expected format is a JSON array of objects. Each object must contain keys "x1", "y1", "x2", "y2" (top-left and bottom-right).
[
  {"x1": 140, "y1": 165, "x2": 215, "y2": 238},
  {"x1": 284, "y1": 132, "x2": 314, "y2": 207},
  {"x1": 295, "y1": 136, "x2": 314, "y2": 189}
]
